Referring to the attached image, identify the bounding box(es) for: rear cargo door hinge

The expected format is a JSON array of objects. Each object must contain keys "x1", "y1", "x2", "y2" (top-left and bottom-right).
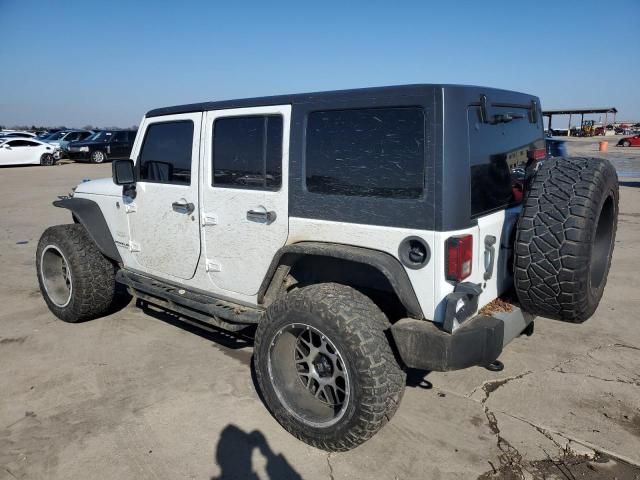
[
  {"x1": 125, "y1": 203, "x2": 137, "y2": 213},
  {"x1": 205, "y1": 260, "x2": 221, "y2": 272},
  {"x1": 483, "y1": 235, "x2": 496, "y2": 280},
  {"x1": 129, "y1": 241, "x2": 141, "y2": 253}
]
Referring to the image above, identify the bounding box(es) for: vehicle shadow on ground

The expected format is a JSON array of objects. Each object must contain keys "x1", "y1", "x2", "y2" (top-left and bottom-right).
[
  {"x1": 405, "y1": 369, "x2": 433, "y2": 389},
  {"x1": 211, "y1": 424, "x2": 303, "y2": 480},
  {"x1": 619, "y1": 181, "x2": 640, "y2": 188},
  {"x1": 134, "y1": 301, "x2": 436, "y2": 391}
]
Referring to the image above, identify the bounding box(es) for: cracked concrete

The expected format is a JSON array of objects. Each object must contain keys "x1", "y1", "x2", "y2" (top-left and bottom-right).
[
  {"x1": 326, "y1": 453, "x2": 335, "y2": 480},
  {"x1": 2, "y1": 145, "x2": 640, "y2": 479}
]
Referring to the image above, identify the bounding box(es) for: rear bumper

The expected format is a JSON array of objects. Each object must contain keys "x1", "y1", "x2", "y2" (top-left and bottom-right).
[{"x1": 391, "y1": 306, "x2": 534, "y2": 371}]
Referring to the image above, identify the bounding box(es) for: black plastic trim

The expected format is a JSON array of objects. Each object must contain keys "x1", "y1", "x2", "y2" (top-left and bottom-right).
[
  {"x1": 53, "y1": 197, "x2": 122, "y2": 263},
  {"x1": 117, "y1": 270, "x2": 263, "y2": 324},
  {"x1": 391, "y1": 315, "x2": 504, "y2": 371},
  {"x1": 442, "y1": 282, "x2": 482, "y2": 333},
  {"x1": 288, "y1": 93, "x2": 438, "y2": 230},
  {"x1": 258, "y1": 242, "x2": 424, "y2": 319}
]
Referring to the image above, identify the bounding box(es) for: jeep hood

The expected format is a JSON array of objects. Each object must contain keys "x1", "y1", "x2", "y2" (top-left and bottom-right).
[{"x1": 74, "y1": 177, "x2": 120, "y2": 197}]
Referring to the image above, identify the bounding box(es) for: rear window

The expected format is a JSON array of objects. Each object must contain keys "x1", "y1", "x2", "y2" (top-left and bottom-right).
[
  {"x1": 468, "y1": 104, "x2": 544, "y2": 216},
  {"x1": 305, "y1": 107, "x2": 425, "y2": 199}
]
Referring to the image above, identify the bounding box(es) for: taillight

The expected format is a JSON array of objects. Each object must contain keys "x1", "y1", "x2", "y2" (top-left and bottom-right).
[
  {"x1": 528, "y1": 148, "x2": 546, "y2": 161},
  {"x1": 446, "y1": 235, "x2": 473, "y2": 282}
]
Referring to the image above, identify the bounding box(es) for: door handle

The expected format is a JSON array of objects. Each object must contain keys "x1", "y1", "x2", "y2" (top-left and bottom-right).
[
  {"x1": 172, "y1": 200, "x2": 195, "y2": 215},
  {"x1": 247, "y1": 209, "x2": 276, "y2": 224}
]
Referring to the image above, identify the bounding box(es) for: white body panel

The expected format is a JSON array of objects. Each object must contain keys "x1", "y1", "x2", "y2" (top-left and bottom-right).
[
  {"x1": 126, "y1": 112, "x2": 203, "y2": 280},
  {"x1": 201, "y1": 105, "x2": 291, "y2": 296},
  {"x1": 75, "y1": 177, "x2": 121, "y2": 196},
  {"x1": 287, "y1": 217, "x2": 438, "y2": 320},
  {"x1": 288, "y1": 213, "x2": 510, "y2": 325},
  {"x1": 431, "y1": 210, "x2": 513, "y2": 327}
]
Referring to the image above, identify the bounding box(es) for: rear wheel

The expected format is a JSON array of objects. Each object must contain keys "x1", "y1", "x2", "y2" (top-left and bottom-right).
[
  {"x1": 514, "y1": 157, "x2": 618, "y2": 322},
  {"x1": 37, "y1": 224, "x2": 117, "y2": 322},
  {"x1": 254, "y1": 283, "x2": 405, "y2": 451},
  {"x1": 90, "y1": 150, "x2": 106, "y2": 163},
  {"x1": 622, "y1": 140, "x2": 631, "y2": 147}
]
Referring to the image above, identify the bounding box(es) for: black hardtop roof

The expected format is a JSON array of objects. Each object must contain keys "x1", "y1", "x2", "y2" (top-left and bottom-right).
[{"x1": 146, "y1": 83, "x2": 533, "y2": 118}]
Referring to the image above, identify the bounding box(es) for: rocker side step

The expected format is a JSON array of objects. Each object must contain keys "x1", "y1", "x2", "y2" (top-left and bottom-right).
[{"x1": 116, "y1": 270, "x2": 263, "y2": 325}]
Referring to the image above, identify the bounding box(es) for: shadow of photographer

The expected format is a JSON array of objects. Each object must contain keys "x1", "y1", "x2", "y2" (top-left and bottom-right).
[{"x1": 212, "y1": 424, "x2": 303, "y2": 480}]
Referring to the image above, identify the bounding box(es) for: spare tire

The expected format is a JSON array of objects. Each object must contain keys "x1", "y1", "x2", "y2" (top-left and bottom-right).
[{"x1": 514, "y1": 157, "x2": 618, "y2": 322}]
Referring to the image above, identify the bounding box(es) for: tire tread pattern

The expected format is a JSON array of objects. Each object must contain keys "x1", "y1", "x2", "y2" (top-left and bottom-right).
[
  {"x1": 514, "y1": 156, "x2": 618, "y2": 321},
  {"x1": 37, "y1": 224, "x2": 116, "y2": 322},
  {"x1": 254, "y1": 283, "x2": 405, "y2": 451}
]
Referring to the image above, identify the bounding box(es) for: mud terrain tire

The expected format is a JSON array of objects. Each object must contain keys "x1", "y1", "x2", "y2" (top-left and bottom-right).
[
  {"x1": 254, "y1": 283, "x2": 406, "y2": 451},
  {"x1": 37, "y1": 224, "x2": 117, "y2": 322},
  {"x1": 514, "y1": 157, "x2": 618, "y2": 322}
]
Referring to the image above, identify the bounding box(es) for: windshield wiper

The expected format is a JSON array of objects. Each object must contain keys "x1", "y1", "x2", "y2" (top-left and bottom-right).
[{"x1": 492, "y1": 112, "x2": 525, "y2": 124}]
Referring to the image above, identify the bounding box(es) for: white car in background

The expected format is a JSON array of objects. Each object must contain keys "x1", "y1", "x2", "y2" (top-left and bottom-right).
[
  {"x1": 0, "y1": 138, "x2": 59, "y2": 166},
  {"x1": 0, "y1": 131, "x2": 37, "y2": 139}
]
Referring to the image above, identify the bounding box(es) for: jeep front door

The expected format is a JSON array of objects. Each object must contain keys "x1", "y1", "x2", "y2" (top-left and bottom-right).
[
  {"x1": 202, "y1": 105, "x2": 291, "y2": 296},
  {"x1": 127, "y1": 113, "x2": 202, "y2": 280}
]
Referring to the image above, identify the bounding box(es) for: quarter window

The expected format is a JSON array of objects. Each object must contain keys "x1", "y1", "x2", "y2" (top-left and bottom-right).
[
  {"x1": 212, "y1": 115, "x2": 283, "y2": 190},
  {"x1": 139, "y1": 121, "x2": 194, "y2": 185},
  {"x1": 305, "y1": 107, "x2": 425, "y2": 199},
  {"x1": 7, "y1": 140, "x2": 38, "y2": 147}
]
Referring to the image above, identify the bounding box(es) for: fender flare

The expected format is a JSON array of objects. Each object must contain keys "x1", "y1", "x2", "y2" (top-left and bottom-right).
[
  {"x1": 258, "y1": 242, "x2": 424, "y2": 319},
  {"x1": 53, "y1": 197, "x2": 122, "y2": 264}
]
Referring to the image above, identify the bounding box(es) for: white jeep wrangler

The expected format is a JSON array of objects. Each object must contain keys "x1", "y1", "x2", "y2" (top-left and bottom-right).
[{"x1": 36, "y1": 85, "x2": 619, "y2": 451}]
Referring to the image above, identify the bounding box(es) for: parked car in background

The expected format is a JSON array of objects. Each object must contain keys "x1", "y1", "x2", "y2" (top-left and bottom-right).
[
  {"x1": 617, "y1": 134, "x2": 640, "y2": 147},
  {"x1": 0, "y1": 131, "x2": 37, "y2": 139},
  {"x1": 37, "y1": 129, "x2": 63, "y2": 140},
  {"x1": 67, "y1": 130, "x2": 136, "y2": 163},
  {"x1": 0, "y1": 138, "x2": 59, "y2": 166},
  {"x1": 44, "y1": 130, "x2": 94, "y2": 150}
]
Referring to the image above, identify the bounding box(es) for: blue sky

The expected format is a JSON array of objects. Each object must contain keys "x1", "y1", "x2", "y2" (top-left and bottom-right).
[{"x1": 1, "y1": 0, "x2": 638, "y2": 128}]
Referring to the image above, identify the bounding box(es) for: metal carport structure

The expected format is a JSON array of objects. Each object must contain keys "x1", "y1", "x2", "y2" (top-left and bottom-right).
[{"x1": 543, "y1": 107, "x2": 618, "y2": 136}]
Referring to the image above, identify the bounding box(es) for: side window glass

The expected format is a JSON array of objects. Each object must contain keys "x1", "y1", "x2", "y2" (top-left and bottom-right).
[
  {"x1": 212, "y1": 115, "x2": 283, "y2": 190},
  {"x1": 138, "y1": 121, "x2": 194, "y2": 185},
  {"x1": 305, "y1": 107, "x2": 425, "y2": 199},
  {"x1": 9, "y1": 140, "x2": 34, "y2": 147}
]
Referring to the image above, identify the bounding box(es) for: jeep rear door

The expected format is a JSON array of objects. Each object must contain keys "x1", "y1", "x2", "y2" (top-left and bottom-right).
[
  {"x1": 201, "y1": 105, "x2": 291, "y2": 296},
  {"x1": 127, "y1": 113, "x2": 202, "y2": 280},
  {"x1": 467, "y1": 95, "x2": 545, "y2": 299}
]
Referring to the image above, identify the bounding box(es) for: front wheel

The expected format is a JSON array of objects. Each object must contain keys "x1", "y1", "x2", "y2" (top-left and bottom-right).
[
  {"x1": 254, "y1": 283, "x2": 406, "y2": 451},
  {"x1": 40, "y1": 153, "x2": 56, "y2": 166},
  {"x1": 622, "y1": 140, "x2": 631, "y2": 147},
  {"x1": 90, "y1": 150, "x2": 106, "y2": 163},
  {"x1": 36, "y1": 224, "x2": 117, "y2": 322}
]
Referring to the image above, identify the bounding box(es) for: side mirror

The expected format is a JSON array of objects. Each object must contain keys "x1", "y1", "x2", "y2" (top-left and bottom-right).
[{"x1": 112, "y1": 159, "x2": 136, "y2": 185}]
